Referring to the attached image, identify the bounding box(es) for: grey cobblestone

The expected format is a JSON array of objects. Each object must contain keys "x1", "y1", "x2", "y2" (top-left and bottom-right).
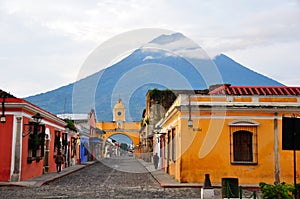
[
  {"x1": 0, "y1": 158, "x2": 202, "y2": 199},
  {"x1": 0, "y1": 158, "x2": 261, "y2": 198}
]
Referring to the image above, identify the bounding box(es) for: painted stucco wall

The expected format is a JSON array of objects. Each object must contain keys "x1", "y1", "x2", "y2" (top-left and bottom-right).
[
  {"x1": 0, "y1": 115, "x2": 13, "y2": 181},
  {"x1": 160, "y1": 95, "x2": 300, "y2": 185}
]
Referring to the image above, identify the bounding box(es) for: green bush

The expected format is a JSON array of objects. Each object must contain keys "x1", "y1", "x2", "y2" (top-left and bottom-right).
[
  {"x1": 259, "y1": 182, "x2": 294, "y2": 199},
  {"x1": 65, "y1": 119, "x2": 77, "y2": 132}
]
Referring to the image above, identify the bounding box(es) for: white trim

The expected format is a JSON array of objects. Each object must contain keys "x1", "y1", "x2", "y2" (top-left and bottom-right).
[
  {"x1": 17, "y1": 116, "x2": 23, "y2": 181},
  {"x1": 4, "y1": 102, "x2": 65, "y2": 126},
  {"x1": 10, "y1": 116, "x2": 17, "y2": 178},
  {"x1": 159, "y1": 117, "x2": 180, "y2": 131},
  {"x1": 189, "y1": 101, "x2": 300, "y2": 107},
  {"x1": 45, "y1": 128, "x2": 51, "y2": 140},
  {"x1": 42, "y1": 120, "x2": 65, "y2": 131},
  {"x1": 9, "y1": 115, "x2": 23, "y2": 181},
  {"x1": 6, "y1": 111, "x2": 65, "y2": 130},
  {"x1": 229, "y1": 120, "x2": 260, "y2": 126},
  {"x1": 180, "y1": 115, "x2": 282, "y2": 120}
]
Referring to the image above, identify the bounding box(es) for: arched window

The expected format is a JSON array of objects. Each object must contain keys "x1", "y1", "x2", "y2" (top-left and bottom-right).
[
  {"x1": 233, "y1": 131, "x2": 253, "y2": 162},
  {"x1": 229, "y1": 120, "x2": 258, "y2": 164}
]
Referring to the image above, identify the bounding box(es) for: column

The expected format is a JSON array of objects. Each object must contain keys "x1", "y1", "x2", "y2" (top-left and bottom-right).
[{"x1": 10, "y1": 117, "x2": 22, "y2": 182}]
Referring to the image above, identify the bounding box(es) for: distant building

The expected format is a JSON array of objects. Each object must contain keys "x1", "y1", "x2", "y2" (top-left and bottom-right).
[{"x1": 57, "y1": 110, "x2": 104, "y2": 164}]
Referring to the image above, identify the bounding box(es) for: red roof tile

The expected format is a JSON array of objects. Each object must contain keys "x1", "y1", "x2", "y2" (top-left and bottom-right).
[{"x1": 209, "y1": 85, "x2": 300, "y2": 96}]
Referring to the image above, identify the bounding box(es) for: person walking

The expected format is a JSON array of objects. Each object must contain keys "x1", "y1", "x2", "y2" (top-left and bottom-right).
[
  {"x1": 55, "y1": 151, "x2": 64, "y2": 173},
  {"x1": 153, "y1": 153, "x2": 159, "y2": 169}
]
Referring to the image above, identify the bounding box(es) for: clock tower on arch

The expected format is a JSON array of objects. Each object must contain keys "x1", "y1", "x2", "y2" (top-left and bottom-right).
[{"x1": 113, "y1": 98, "x2": 125, "y2": 128}]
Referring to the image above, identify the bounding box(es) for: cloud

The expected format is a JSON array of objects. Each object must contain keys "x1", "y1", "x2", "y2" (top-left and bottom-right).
[
  {"x1": 241, "y1": 5, "x2": 300, "y2": 42},
  {"x1": 224, "y1": 41, "x2": 300, "y2": 86},
  {"x1": 179, "y1": 1, "x2": 300, "y2": 56},
  {"x1": 0, "y1": 0, "x2": 168, "y2": 43},
  {"x1": 0, "y1": 0, "x2": 299, "y2": 97},
  {"x1": 1, "y1": 0, "x2": 299, "y2": 49},
  {"x1": 143, "y1": 56, "x2": 154, "y2": 61}
]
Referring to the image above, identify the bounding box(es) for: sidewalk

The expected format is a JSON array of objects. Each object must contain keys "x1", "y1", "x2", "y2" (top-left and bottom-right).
[
  {"x1": 0, "y1": 161, "x2": 95, "y2": 187},
  {"x1": 137, "y1": 159, "x2": 202, "y2": 188},
  {"x1": 137, "y1": 159, "x2": 260, "y2": 198}
]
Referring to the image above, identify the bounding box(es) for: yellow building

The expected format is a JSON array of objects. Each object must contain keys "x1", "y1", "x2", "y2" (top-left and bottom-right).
[
  {"x1": 154, "y1": 85, "x2": 300, "y2": 186},
  {"x1": 96, "y1": 99, "x2": 141, "y2": 156}
]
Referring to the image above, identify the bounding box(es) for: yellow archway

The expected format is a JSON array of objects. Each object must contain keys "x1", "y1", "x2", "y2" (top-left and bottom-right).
[
  {"x1": 96, "y1": 121, "x2": 141, "y2": 156},
  {"x1": 102, "y1": 131, "x2": 140, "y2": 147},
  {"x1": 97, "y1": 98, "x2": 142, "y2": 157}
]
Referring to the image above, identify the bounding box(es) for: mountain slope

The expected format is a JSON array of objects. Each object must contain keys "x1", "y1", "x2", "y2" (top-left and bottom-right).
[
  {"x1": 214, "y1": 54, "x2": 282, "y2": 86},
  {"x1": 25, "y1": 33, "x2": 283, "y2": 121}
]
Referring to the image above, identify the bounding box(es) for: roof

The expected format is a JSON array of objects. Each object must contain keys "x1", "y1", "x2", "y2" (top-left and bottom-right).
[
  {"x1": 57, "y1": 113, "x2": 89, "y2": 121},
  {"x1": 209, "y1": 84, "x2": 300, "y2": 96}
]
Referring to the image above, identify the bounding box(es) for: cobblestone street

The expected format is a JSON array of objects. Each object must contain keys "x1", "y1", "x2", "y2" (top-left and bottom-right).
[{"x1": 0, "y1": 157, "x2": 202, "y2": 199}]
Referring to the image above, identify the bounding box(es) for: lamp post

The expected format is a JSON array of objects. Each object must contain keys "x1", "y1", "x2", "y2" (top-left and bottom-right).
[
  {"x1": 188, "y1": 94, "x2": 193, "y2": 128},
  {"x1": 23, "y1": 113, "x2": 43, "y2": 137},
  {"x1": 153, "y1": 126, "x2": 162, "y2": 143},
  {"x1": 22, "y1": 112, "x2": 45, "y2": 163},
  {"x1": 1, "y1": 95, "x2": 6, "y2": 123},
  {"x1": 32, "y1": 113, "x2": 43, "y2": 124}
]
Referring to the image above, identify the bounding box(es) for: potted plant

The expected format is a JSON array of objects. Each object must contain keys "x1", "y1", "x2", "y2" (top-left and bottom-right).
[{"x1": 259, "y1": 182, "x2": 294, "y2": 199}]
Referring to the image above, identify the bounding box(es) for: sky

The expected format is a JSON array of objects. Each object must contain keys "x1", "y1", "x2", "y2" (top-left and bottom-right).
[{"x1": 0, "y1": 0, "x2": 300, "y2": 98}]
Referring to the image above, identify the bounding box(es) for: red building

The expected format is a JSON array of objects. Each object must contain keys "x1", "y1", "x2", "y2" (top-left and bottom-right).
[{"x1": 0, "y1": 90, "x2": 66, "y2": 182}]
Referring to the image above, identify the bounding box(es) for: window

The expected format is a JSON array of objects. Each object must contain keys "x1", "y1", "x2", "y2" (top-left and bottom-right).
[
  {"x1": 233, "y1": 131, "x2": 253, "y2": 162},
  {"x1": 171, "y1": 128, "x2": 176, "y2": 162},
  {"x1": 54, "y1": 130, "x2": 61, "y2": 154},
  {"x1": 84, "y1": 143, "x2": 89, "y2": 156},
  {"x1": 229, "y1": 120, "x2": 258, "y2": 164},
  {"x1": 26, "y1": 122, "x2": 45, "y2": 163},
  {"x1": 167, "y1": 130, "x2": 171, "y2": 161},
  {"x1": 62, "y1": 132, "x2": 68, "y2": 153},
  {"x1": 71, "y1": 137, "x2": 76, "y2": 158},
  {"x1": 167, "y1": 128, "x2": 176, "y2": 162}
]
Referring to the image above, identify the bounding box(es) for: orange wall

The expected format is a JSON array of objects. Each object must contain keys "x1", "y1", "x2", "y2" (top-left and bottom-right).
[
  {"x1": 97, "y1": 121, "x2": 141, "y2": 147},
  {"x1": 103, "y1": 132, "x2": 140, "y2": 146},
  {"x1": 97, "y1": 121, "x2": 140, "y2": 130},
  {"x1": 97, "y1": 122, "x2": 116, "y2": 130},
  {"x1": 166, "y1": 110, "x2": 300, "y2": 185},
  {"x1": 123, "y1": 122, "x2": 140, "y2": 129}
]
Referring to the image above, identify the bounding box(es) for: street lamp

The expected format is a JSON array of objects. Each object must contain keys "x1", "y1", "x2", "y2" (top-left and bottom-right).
[
  {"x1": 153, "y1": 126, "x2": 165, "y2": 144},
  {"x1": 32, "y1": 113, "x2": 43, "y2": 124},
  {"x1": 153, "y1": 126, "x2": 162, "y2": 134},
  {"x1": 1, "y1": 95, "x2": 6, "y2": 123},
  {"x1": 22, "y1": 113, "x2": 44, "y2": 137},
  {"x1": 188, "y1": 119, "x2": 193, "y2": 128},
  {"x1": 188, "y1": 94, "x2": 193, "y2": 128}
]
